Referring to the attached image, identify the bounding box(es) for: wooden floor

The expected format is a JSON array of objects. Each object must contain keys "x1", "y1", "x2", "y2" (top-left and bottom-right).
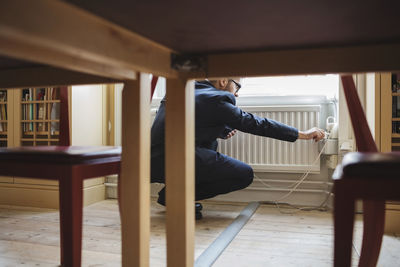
[{"x1": 0, "y1": 200, "x2": 399, "y2": 266}]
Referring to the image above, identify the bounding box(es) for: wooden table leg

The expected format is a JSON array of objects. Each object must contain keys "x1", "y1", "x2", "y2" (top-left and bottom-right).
[
  {"x1": 165, "y1": 78, "x2": 195, "y2": 267},
  {"x1": 121, "y1": 74, "x2": 151, "y2": 267}
]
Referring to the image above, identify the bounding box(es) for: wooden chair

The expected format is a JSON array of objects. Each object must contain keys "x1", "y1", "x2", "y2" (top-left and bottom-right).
[
  {"x1": 333, "y1": 75, "x2": 400, "y2": 267},
  {"x1": 0, "y1": 86, "x2": 121, "y2": 267}
]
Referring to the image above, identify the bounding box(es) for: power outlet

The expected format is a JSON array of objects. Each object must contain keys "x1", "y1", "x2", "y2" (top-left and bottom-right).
[{"x1": 326, "y1": 155, "x2": 338, "y2": 169}]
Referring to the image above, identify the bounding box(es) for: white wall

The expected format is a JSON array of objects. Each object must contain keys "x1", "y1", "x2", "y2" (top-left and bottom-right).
[
  {"x1": 114, "y1": 83, "x2": 124, "y2": 146},
  {"x1": 366, "y1": 73, "x2": 376, "y2": 139},
  {"x1": 338, "y1": 75, "x2": 355, "y2": 155},
  {"x1": 71, "y1": 85, "x2": 105, "y2": 145}
]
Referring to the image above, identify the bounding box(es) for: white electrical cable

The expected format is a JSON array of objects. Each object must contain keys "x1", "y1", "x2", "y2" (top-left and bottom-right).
[
  {"x1": 255, "y1": 136, "x2": 330, "y2": 190},
  {"x1": 256, "y1": 140, "x2": 330, "y2": 214},
  {"x1": 273, "y1": 140, "x2": 327, "y2": 202}
]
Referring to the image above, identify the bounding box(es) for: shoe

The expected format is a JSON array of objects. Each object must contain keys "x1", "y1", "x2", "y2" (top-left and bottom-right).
[
  {"x1": 196, "y1": 210, "x2": 203, "y2": 220},
  {"x1": 157, "y1": 197, "x2": 165, "y2": 206},
  {"x1": 195, "y1": 202, "x2": 203, "y2": 212},
  {"x1": 195, "y1": 202, "x2": 203, "y2": 220},
  {"x1": 158, "y1": 200, "x2": 202, "y2": 209},
  {"x1": 158, "y1": 197, "x2": 203, "y2": 220},
  {"x1": 157, "y1": 188, "x2": 166, "y2": 206}
]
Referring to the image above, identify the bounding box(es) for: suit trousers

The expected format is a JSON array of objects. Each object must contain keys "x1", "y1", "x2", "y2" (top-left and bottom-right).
[{"x1": 151, "y1": 146, "x2": 254, "y2": 205}]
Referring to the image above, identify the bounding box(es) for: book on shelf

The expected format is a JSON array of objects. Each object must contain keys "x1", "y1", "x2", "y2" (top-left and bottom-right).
[
  {"x1": 0, "y1": 90, "x2": 6, "y2": 132},
  {"x1": 393, "y1": 96, "x2": 400, "y2": 118},
  {"x1": 50, "y1": 88, "x2": 60, "y2": 134},
  {"x1": 393, "y1": 122, "x2": 400, "y2": 134},
  {"x1": 22, "y1": 88, "x2": 34, "y2": 132},
  {"x1": 392, "y1": 73, "x2": 400, "y2": 118},
  {"x1": 30, "y1": 94, "x2": 33, "y2": 132},
  {"x1": 22, "y1": 89, "x2": 28, "y2": 132},
  {"x1": 392, "y1": 73, "x2": 400, "y2": 93},
  {"x1": 0, "y1": 90, "x2": 6, "y2": 101},
  {"x1": 36, "y1": 88, "x2": 46, "y2": 132},
  {"x1": 0, "y1": 103, "x2": 5, "y2": 132}
]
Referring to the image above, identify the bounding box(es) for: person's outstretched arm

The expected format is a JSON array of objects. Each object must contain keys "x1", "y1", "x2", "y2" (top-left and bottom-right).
[
  {"x1": 217, "y1": 94, "x2": 325, "y2": 142},
  {"x1": 298, "y1": 127, "x2": 325, "y2": 142}
]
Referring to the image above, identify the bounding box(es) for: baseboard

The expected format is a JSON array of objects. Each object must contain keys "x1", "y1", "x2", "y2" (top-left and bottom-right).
[
  {"x1": 83, "y1": 184, "x2": 106, "y2": 206},
  {"x1": 0, "y1": 178, "x2": 106, "y2": 209},
  {"x1": 385, "y1": 202, "x2": 400, "y2": 234},
  {"x1": 107, "y1": 175, "x2": 332, "y2": 209},
  {"x1": 0, "y1": 184, "x2": 59, "y2": 208}
]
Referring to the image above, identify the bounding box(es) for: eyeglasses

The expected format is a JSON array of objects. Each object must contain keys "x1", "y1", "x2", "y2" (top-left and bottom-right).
[{"x1": 229, "y1": 79, "x2": 241, "y2": 93}]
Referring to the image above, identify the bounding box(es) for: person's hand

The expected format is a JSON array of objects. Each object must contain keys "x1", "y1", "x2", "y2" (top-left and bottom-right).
[
  {"x1": 298, "y1": 127, "x2": 325, "y2": 142},
  {"x1": 224, "y1": 129, "x2": 237, "y2": 139}
]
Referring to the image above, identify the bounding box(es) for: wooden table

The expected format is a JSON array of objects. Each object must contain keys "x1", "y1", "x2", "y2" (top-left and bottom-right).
[{"x1": 0, "y1": 1, "x2": 399, "y2": 266}]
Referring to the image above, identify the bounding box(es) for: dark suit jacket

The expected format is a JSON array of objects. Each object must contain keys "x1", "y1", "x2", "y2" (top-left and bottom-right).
[{"x1": 150, "y1": 80, "x2": 299, "y2": 182}]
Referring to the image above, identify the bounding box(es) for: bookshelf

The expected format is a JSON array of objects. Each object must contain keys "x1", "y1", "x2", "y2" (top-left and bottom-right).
[
  {"x1": 20, "y1": 87, "x2": 61, "y2": 146},
  {"x1": 0, "y1": 88, "x2": 63, "y2": 148},
  {"x1": 0, "y1": 89, "x2": 7, "y2": 147},
  {"x1": 377, "y1": 72, "x2": 400, "y2": 234},
  {"x1": 391, "y1": 73, "x2": 400, "y2": 151},
  {"x1": 0, "y1": 90, "x2": 13, "y2": 184},
  {"x1": 0, "y1": 85, "x2": 109, "y2": 208}
]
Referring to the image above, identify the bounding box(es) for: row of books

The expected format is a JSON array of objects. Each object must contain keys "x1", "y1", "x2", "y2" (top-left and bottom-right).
[
  {"x1": 0, "y1": 91, "x2": 7, "y2": 132},
  {"x1": 392, "y1": 96, "x2": 400, "y2": 118},
  {"x1": 21, "y1": 88, "x2": 59, "y2": 133},
  {"x1": 392, "y1": 122, "x2": 400, "y2": 134},
  {"x1": 392, "y1": 73, "x2": 400, "y2": 93},
  {"x1": 22, "y1": 89, "x2": 34, "y2": 132},
  {"x1": 22, "y1": 87, "x2": 59, "y2": 101}
]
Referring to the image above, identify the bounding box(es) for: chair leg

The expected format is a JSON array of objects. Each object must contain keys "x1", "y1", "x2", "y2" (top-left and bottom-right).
[
  {"x1": 334, "y1": 184, "x2": 355, "y2": 267},
  {"x1": 358, "y1": 200, "x2": 385, "y2": 267},
  {"x1": 59, "y1": 174, "x2": 83, "y2": 267},
  {"x1": 117, "y1": 174, "x2": 122, "y2": 216}
]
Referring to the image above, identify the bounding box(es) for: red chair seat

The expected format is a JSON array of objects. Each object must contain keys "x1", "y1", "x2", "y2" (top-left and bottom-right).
[
  {"x1": 0, "y1": 145, "x2": 121, "y2": 164},
  {"x1": 0, "y1": 145, "x2": 121, "y2": 267}
]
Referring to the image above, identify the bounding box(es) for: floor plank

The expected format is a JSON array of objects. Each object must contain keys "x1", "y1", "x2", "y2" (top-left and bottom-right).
[{"x1": 0, "y1": 200, "x2": 399, "y2": 266}]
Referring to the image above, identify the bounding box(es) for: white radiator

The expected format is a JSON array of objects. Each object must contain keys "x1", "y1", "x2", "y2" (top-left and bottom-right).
[{"x1": 218, "y1": 105, "x2": 321, "y2": 173}]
